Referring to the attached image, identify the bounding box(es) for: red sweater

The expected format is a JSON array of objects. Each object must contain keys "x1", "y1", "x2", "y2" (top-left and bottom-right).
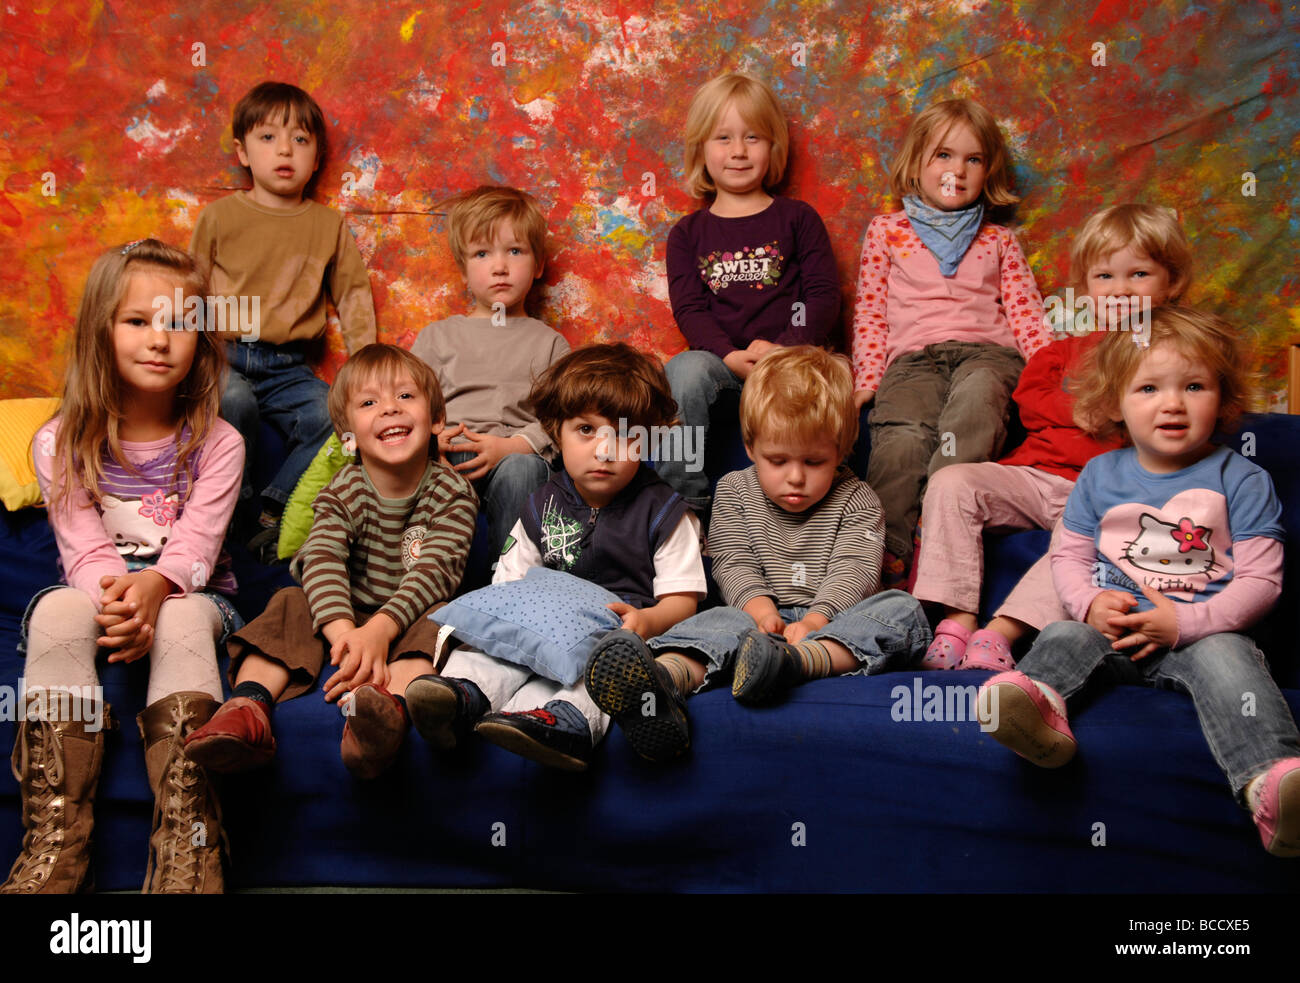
[{"x1": 998, "y1": 334, "x2": 1122, "y2": 479}]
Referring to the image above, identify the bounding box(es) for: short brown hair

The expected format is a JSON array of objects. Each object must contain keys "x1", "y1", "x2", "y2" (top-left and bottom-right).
[
  {"x1": 740, "y1": 347, "x2": 857, "y2": 460},
  {"x1": 232, "y1": 81, "x2": 327, "y2": 166},
  {"x1": 1070, "y1": 203, "x2": 1193, "y2": 301},
  {"x1": 1070, "y1": 306, "x2": 1249, "y2": 441},
  {"x1": 328, "y1": 344, "x2": 446, "y2": 460},
  {"x1": 443, "y1": 186, "x2": 547, "y2": 271},
  {"x1": 683, "y1": 73, "x2": 789, "y2": 199},
  {"x1": 889, "y1": 98, "x2": 1019, "y2": 208},
  {"x1": 528, "y1": 343, "x2": 677, "y2": 446}
]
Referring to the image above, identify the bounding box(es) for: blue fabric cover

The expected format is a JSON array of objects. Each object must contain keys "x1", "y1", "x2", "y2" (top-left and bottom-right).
[
  {"x1": 436, "y1": 566, "x2": 623, "y2": 686},
  {"x1": 2, "y1": 416, "x2": 1299, "y2": 892}
]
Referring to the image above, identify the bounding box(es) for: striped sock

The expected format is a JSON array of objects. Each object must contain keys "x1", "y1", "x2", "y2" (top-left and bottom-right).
[
  {"x1": 655, "y1": 653, "x2": 695, "y2": 694},
  {"x1": 795, "y1": 640, "x2": 833, "y2": 680}
]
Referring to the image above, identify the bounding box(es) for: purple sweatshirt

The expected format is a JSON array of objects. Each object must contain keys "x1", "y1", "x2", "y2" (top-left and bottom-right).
[{"x1": 666, "y1": 196, "x2": 840, "y2": 358}]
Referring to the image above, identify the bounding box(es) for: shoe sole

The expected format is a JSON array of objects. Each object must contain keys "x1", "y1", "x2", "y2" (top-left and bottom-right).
[
  {"x1": 981, "y1": 682, "x2": 1076, "y2": 769},
  {"x1": 341, "y1": 688, "x2": 405, "y2": 780},
  {"x1": 404, "y1": 677, "x2": 460, "y2": 750},
  {"x1": 1264, "y1": 767, "x2": 1300, "y2": 857},
  {"x1": 732, "y1": 633, "x2": 794, "y2": 706},
  {"x1": 185, "y1": 733, "x2": 276, "y2": 774},
  {"x1": 474, "y1": 720, "x2": 588, "y2": 772},
  {"x1": 586, "y1": 635, "x2": 689, "y2": 763}
]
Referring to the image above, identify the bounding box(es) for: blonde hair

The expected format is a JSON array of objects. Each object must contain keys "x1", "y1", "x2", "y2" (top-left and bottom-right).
[
  {"x1": 528, "y1": 343, "x2": 677, "y2": 447},
  {"x1": 442, "y1": 186, "x2": 547, "y2": 272},
  {"x1": 740, "y1": 346, "x2": 857, "y2": 460},
  {"x1": 51, "y1": 240, "x2": 225, "y2": 511},
  {"x1": 1070, "y1": 203, "x2": 1192, "y2": 300},
  {"x1": 328, "y1": 344, "x2": 447, "y2": 462},
  {"x1": 1070, "y1": 306, "x2": 1249, "y2": 442},
  {"x1": 889, "y1": 98, "x2": 1019, "y2": 208},
  {"x1": 683, "y1": 73, "x2": 789, "y2": 199}
]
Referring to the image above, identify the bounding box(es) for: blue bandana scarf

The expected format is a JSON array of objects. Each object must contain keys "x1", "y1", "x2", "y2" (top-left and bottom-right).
[{"x1": 902, "y1": 195, "x2": 984, "y2": 277}]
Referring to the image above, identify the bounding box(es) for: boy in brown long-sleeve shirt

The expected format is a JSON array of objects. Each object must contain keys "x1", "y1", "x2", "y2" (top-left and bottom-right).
[
  {"x1": 190, "y1": 81, "x2": 377, "y2": 558},
  {"x1": 185, "y1": 345, "x2": 477, "y2": 780}
]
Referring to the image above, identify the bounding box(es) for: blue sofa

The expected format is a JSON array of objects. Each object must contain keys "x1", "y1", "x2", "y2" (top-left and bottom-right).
[{"x1": 3, "y1": 411, "x2": 1299, "y2": 892}]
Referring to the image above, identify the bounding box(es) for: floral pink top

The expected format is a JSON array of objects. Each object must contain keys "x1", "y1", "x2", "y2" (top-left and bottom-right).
[{"x1": 849, "y1": 211, "x2": 1048, "y2": 393}]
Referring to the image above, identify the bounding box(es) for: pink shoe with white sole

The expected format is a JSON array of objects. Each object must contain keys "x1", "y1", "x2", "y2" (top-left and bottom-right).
[
  {"x1": 978, "y1": 671, "x2": 1076, "y2": 769},
  {"x1": 1252, "y1": 757, "x2": 1300, "y2": 857}
]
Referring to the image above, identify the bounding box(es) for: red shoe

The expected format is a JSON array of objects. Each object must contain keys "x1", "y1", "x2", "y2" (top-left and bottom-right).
[
  {"x1": 340, "y1": 685, "x2": 409, "y2": 780},
  {"x1": 978, "y1": 671, "x2": 1076, "y2": 768},
  {"x1": 1253, "y1": 757, "x2": 1300, "y2": 857},
  {"x1": 184, "y1": 696, "x2": 276, "y2": 773}
]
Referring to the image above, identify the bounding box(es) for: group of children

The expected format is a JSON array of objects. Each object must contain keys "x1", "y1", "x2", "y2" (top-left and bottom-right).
[{"x1": 4, "y1": 70, "x2": 1298, "y2": 895}]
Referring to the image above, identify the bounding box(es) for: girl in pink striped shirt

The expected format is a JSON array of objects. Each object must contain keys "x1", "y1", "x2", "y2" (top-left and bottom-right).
[
  {"x1": 4, "y1": 240, "x2": 243, "y2": 895},
  {"x1": 850, "y1": 98, "x2": 1049, "y2": 582}
]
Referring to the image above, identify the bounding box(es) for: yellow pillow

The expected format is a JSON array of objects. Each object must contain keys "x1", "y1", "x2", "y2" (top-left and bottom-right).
[{"x1": 0, "y1": 397, "x2": 60, "y2": 510}]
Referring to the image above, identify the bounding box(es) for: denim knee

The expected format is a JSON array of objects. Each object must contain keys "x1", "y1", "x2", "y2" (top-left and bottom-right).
[{"x1": 220, "y1": 371, "x2": 259, "y2": 437}]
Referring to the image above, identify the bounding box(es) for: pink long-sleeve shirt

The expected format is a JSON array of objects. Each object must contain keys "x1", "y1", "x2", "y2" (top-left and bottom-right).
[
  {"x1": 34, "y1": 418, "x2": 243, "y2": 607},
  {"x1": 850, "y1": 211, "x2": 1049, "y2": 393}
]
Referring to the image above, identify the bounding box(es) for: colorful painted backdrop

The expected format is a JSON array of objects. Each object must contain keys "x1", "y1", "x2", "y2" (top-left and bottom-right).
[{"x1": 2, "y1": 1, "x2": 1296, "y2": 405}]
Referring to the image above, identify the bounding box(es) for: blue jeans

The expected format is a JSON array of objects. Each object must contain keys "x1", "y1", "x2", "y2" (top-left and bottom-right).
[
  {"x1": 445, "y1": 450, "x2": 551, "y2": 558},
  {"x1": 1018, "y1": 621, "x2": 1300, "y2": 802},
  {"x1": 656, "y1": 350, "x2": 743, "y2": 510},
  {"x1": 221, "y1": 341, "x2": 333, "y2": 508},
  {"x1": 649, "y1": 590, "x2": 932, "y2": 689}
]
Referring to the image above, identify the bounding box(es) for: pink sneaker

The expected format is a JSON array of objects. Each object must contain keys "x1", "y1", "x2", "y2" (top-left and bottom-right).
[
  {"x1": 958, "y1": 629, "x2": 1015, "y2": 672},
  {"x1": 978, "y1": 671, "x2": 1076, "y2": 768},
  {"x1": 921, "y1": 618, "x2": 971, "y2": 670},
  {"x1": 1252, "y1": 757, "x2": 1300, "y2": 857}
]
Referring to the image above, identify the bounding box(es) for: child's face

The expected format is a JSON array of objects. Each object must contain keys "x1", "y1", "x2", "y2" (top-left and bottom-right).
[
  {"x1": 1085, "y1": 243, "x2": 1174, "y2": 328},
  {"x1": 235, "y1": 112, "x2": 320, "y2": 208},
  {"x1": 112, "y1": 272, "x2": 198, "y2": 402},
  {"x1": 745, "y1": 432, "x2": 840, "y2": 514},
  {"x1": 346, "y1": 370, "x2": 443, "y2": 475},
  {"x1": 703, "y1": 100, "x2": 771, "y2": 199},
  {"x1": 557, "y1": 411, "x2": 641, "y2": 508},
  {"x1": 462, "y1": 220, "x2": 543, "y2": 319},
  {"x1": 918, "y1": 121, "x2": 987, "y2": 211},
  {"x1": 1114, "y1": 343, "x2": 1221, "y2": 473}
]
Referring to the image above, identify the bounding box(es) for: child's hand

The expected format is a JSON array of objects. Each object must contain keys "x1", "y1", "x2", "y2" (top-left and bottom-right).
[
  {"x1": 436, "y1": 422, "x2": 468, "y2": 457},
  {"x1": 746, "y1": 339, "x2": 779, "y2": 358},
  {"x1": 783, "y1": 612, "x2": 828, "y2": 646},
  {"x1": 853, "y1": 389, "x2": 876, "y2": 411},
  {"x1": 1109, "y1": 585, "x2": 1178, "y2": 660},
  {"x1": 1085, "y1": 589, "x2": 1136, "y2": 642},
  {"x1": 449, "y1": 431, "x2": 531, "y2": 482},
  {"x1": 97, "y1": 571, "x2": 170, "y2": 663},
  {"x1": 723, "y1": 349, "x2": 762, "y2": 380},
  {"x1": 323, "y1": 614, "x2": 398, "y2": 702},
  {"x1": 608, "y1": 601, "x2": 652, "y2": 639}
]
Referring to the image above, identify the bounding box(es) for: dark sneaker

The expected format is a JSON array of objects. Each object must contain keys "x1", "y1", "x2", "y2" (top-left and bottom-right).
[
  {"x1": 339, "y1": 684, "x2": 409, "y2": 780},
  {"x1": 474, "y1": 701, "x2": 592, "y2": 772},
  {"x1": 184, "y1": 696, "x2": 276, "y2": 773},
  {"x1": 732, "y1": 630, "x2": 803, "y2": 706},
  {"x1": 585, "y1": 630, "x2": 689, "y2": 762},
  {"x1": 405, "y1": 675, "x2": 488, "y2": 750}
]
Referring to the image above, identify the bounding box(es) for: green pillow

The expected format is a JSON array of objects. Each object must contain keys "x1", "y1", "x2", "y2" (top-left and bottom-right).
[{"x1": 277, "y1": 434, "x2": 351, "y2": 560}]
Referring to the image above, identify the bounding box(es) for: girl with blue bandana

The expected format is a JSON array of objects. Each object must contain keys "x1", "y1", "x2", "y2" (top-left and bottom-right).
[{"x1": 850, "y1": 98, "x2": 1050, "y2": 583}]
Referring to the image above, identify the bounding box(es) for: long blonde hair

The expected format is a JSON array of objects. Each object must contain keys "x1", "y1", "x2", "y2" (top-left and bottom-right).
[
  {"x1": 51, "y1": 239, "x2": 226, "y2": 510},
  {"x1": 889, "y1": 98, "x2": 1019, "y2": 208}
]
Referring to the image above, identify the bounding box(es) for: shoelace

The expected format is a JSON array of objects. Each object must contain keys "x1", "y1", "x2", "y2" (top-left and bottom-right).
[
  {"x1": 145, "y1": 701, "x2": 228, "y2": 893},
  {"x1": 5, "y1": 716, "x2": 66, "y2": 892}
]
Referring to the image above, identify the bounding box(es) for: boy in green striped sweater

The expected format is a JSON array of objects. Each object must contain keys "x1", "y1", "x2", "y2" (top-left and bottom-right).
[{"x1": 185, "y1": 344, "x2": 479, "y2": 779}]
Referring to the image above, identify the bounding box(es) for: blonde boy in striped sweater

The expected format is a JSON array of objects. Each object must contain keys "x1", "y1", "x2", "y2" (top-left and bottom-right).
[
  {"x1": 586, "y1": 347, "x2": 931, "y2": 762},
  {"x1": 185, "y1": 345, "x2": 478, "y2": 779}
]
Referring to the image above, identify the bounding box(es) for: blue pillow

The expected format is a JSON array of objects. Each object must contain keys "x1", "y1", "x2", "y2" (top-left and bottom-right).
[{"x1": 432, "y1": 567, "x2": 623, "y2": 686}]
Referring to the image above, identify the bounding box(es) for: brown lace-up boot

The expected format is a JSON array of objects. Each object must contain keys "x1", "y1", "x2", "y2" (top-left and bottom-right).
[
  {"x1": 137, "y1": 691, "x2": 227, "y2": 894},
  {"x1": 1, "y1": 694, "x2": 111, "y2": 894}
]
